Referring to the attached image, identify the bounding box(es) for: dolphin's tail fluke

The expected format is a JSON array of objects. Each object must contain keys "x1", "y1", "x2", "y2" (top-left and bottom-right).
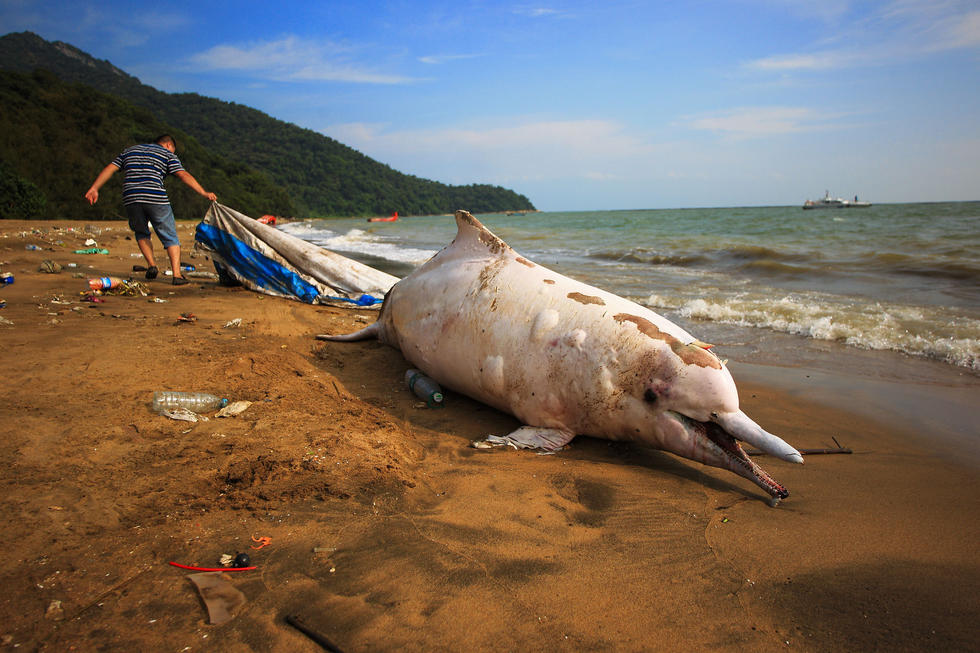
[
  {"x1": 316, "y1": 322, "x2": 381, "y2": 342},
  {"x1": 714, "y1": 411, "x2": 803, "y2": 464}
]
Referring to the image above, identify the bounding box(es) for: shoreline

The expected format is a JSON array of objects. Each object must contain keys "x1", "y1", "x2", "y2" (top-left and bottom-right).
[{"x1": 0, "y1": 219, "x2": 977, "y2": 651}]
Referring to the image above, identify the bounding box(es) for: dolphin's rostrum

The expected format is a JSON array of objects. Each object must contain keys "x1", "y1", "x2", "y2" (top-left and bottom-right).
[{"x1": 322, "y1": 211, "x2": 803, "y2": 501}]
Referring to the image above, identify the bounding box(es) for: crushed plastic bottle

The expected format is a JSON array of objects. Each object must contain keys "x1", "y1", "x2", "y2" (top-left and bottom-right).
[
  {"x1": 405, "y1": 369, "x2": 444, "y2": 408},
  {"x1": 1, "y1": 272, "x2": 13, "y2": 284},
  {"x1": 152, "y1": 391, "x2": 228, "y2": 413},
  {"x1": 25, "y1": 244, "x2": 41, "y2": 251},
  {"x1": 74, "y1": 248, "x2": 109, "y2": 255}
]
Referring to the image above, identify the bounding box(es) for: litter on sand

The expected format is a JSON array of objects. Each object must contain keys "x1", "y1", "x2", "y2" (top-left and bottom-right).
[
  {"x1": 186, "y1": 572, "x2": 247, "y2": 626},
  {"x1": 216, "y1": 401, "x2": 252, "y2": 418},
  {"x1": 160, "y1": 407, "x2": 207, "y2": 422}
]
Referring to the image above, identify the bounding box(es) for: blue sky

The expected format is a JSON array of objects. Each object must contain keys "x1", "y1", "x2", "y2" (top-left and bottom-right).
[{"x1": 3, "y1": 0, "x2": 978, "y2": 210}]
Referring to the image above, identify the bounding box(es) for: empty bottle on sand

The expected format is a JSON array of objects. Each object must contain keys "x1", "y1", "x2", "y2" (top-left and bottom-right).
[
  {"x1": 405, "y1": 369, "x2": 444, "y2": 408},
  {"x1": 88, "y1": 276, "x2": 124, "y2": 290},
  {"x1": 152, "y1": 391, "x2": 228, "y2": 413}
]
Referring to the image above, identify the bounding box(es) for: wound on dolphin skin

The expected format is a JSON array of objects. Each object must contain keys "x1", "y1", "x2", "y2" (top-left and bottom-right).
[
  {"x1": 567, "y1": 292, "x2": 605, "y2": 306},
  {"x1": 613, "y1": 313, "x2": 721, "y2": 369}
]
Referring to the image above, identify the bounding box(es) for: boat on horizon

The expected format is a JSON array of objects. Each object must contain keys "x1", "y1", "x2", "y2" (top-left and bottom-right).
[{"x1": 803, "y1": 191, "x2": 872, "y2": 210}]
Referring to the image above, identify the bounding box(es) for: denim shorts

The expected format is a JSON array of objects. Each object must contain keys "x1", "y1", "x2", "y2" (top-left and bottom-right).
[{"x1": 125, "y1": 202, "x2": 180, "y2": 248}]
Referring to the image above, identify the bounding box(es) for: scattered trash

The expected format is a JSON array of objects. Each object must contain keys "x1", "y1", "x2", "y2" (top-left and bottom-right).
[
  {"x1": 152, "y1": 391, "x2": 228, "y2": 413},
  {"x1": 285, "y1": 614, "x2": 345, "y2": 653},
  {"x1": 219, "y1": 554, "x2": 235, "y2": 567},
  {"x1": 405, "y1": 369, "x2": 444, "y2": 408},
  {"x1": 73, "y1": 248, "x2": 109, "y2": 255},
  {"x1": 25, "y1": 244, "x2": 41, "y2": 251},
  {"x1": 0, "y1": 316, "x2": 13, "y2": 326},
  {"x1": 0, "y1": 299, "x2": 5, "y2": 309},
  {"x1": 160, "y1": 407, "x2": 206, "y2": 422},
  {"x1": 187, "y1": 572, "x2": 247, "y2": 626},
  {"x1": 84, "y1": 238, "x2": 98, "y2": 247},
  {"x1": 1, "y1": 273, "x2": 12, "y2": 284},
  {"x1": 233, "y1": 552, "x2": 252, "y2": 567},
  {"x1": 44, "y1": 600, "x2": 64, "y2": 621},
  {"x1": 104, "y1": 280, "x2": 150, "y2": 297},
  {"x1": 176, "y1": 312, "x2": 197, "y2": 323},
  {"x1": 223, "y1": 318, "x2": 242, "y2": 328},
  {"x1": 250, "y1": 535, "x2": 272, "y2": 550},
  {"x1": 472, "y1": 434, "x2": 560, "y2": 454},
  {"x1": 81, "y1": 294, "x2": 106, "y2": 303},
  {"x1": 66, "y1": 263, "x2": 77, "y2": 268},
  {"x1": 148, "y1": 297, "x2": 167, "y2": 303},
  {"x1": 84, "y1": 224, "x2": 103, "y2": 235},
  {"x1": 169, "y1": 561, "x2": 256, "y2": 572},
  {"x1": 186, "y1": 270, "x2": 219, "y2": 280},
  {"x1": 39, "y1": 260, "x2": 62, "y2": 274},
  {"x1": 216, "y1": 401, "x2": 251, "y2": 418}
]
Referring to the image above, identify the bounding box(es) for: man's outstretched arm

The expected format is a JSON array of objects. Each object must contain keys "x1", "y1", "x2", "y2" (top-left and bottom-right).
[
  {"x1": 85, "y1": 164, "x2": 119, "y2": 205},
  {"x1": 175, "y1": 170, "x2": 217, "y2": 202}
]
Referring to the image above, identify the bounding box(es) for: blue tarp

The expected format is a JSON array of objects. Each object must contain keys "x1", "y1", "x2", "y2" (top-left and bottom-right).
[{"x1": 193, "y1": 203, "x2": 398, "y2": 306}]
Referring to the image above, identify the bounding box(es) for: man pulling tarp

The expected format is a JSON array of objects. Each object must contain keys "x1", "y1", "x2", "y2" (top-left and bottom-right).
[{"x1": 195, "y1": 203, "x2": 398, "y2": 306}]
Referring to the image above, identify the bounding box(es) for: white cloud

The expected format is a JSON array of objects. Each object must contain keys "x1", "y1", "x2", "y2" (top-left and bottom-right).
[
  {"x1": 513, "y1": 7, "x2": 564, "y2": 18},
  {"x1": 189, "y1": 36, "x2": 416, "y2": 84},
  {"x1": 744, "y1": 0, "x2": 980, "y2": 73},
  {"x1": 683, "y1": 107, "x2": 852, "y2": 138},
  {"x1": 418, "y1": 53, "x2": 483, "y2": 65},
  {"x1": 322, "y1": 119, "x2": 656, "y2": 184}
]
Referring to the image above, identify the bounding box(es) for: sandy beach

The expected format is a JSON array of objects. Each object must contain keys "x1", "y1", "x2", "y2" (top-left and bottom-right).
[{"x1": 0, "y1": 219, "x2": 977, "y2": 652}]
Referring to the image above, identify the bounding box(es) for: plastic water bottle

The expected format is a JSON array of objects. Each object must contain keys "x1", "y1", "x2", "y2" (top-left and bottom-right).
[
  {"x1": 25, "y1": 244, "x2": 41, "y2": 251},
  {"x1": 152, "y1": 391, "x2": 228, "y2": 413},
  {"x1": 88, "y1": 276, "x2": 123, "y2": 290},
  {"x1": 1, "y1": 272, "x2": 13, "y2": 284},
  {"x1": 405, "y1": 369, "x2": 444, "y2": 407}
]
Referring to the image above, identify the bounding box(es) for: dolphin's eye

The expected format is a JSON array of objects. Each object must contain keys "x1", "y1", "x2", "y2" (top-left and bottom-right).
[
  {"x1": 644, "y1": 388, "x2": 658, "y2": 403},
  {"x1": 710, "y1": 412, "x2": 719, "y2": 419}
]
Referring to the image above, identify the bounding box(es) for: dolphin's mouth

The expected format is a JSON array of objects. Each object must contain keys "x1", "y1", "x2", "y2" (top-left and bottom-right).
[{"x1": 674, "y1": 413, "x2": 789, "y2": 500}]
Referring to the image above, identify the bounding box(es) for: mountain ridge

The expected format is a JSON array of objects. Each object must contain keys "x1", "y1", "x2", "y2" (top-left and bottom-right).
[{"x1": 0, "y1": 31, "x2": 535, "y2": 219}]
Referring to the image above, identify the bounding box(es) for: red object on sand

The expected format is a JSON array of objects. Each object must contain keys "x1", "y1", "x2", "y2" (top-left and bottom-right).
[
  {"x1": 258, "y1": 215, "x2": 277, "y2": 226},
  {"x1": 168, "y1": 561, "x2": 257, "y2": 572}
]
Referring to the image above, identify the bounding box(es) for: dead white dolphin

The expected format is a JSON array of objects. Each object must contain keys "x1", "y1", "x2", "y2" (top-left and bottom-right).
[{"x1": 321, "y1": 210, "x2": 803, "y2": 500}]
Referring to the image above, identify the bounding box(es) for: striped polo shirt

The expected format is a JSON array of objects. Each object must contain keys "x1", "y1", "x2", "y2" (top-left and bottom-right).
[{"x1": 111, "y1": 143, "x2": 185, "y2": 205}]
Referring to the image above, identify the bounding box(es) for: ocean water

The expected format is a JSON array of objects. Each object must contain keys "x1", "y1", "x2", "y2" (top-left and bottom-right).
[{"x1": 280, "y1": 202, "x2": 980, "y2": 374}]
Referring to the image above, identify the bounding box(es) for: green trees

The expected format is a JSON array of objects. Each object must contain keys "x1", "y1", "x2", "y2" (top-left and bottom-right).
[{"x1": 0, "y1": 160, "x2": 46, "y2": 219}]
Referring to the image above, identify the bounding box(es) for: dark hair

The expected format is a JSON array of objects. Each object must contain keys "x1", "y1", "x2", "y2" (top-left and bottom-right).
[{"x1": 156, "y1": 134, "x2": 177, "y2": 150}]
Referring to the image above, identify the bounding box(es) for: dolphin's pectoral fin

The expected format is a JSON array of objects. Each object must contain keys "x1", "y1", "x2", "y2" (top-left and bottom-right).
[{"x1": 474, "y1": 426, "x2": 575, "y2": 452}]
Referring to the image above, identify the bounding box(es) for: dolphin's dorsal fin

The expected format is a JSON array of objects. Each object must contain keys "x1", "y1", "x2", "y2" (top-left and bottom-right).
[{"x1": 454, "y1": 210, "x2": 511, "y2": 255}]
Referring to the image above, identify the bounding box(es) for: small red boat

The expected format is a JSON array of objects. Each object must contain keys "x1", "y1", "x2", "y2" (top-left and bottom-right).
[
  {"x1": 258, "y1": 214, "x2": 278, "y2": 226},
  {"x1": 368, "y1": 211, "x2": 398, "y2": 223}
]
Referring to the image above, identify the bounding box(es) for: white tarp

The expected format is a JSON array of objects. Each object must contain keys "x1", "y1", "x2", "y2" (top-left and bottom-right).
[{"x1": 194, "y1": 203, "x2": 398, "y2": 306}]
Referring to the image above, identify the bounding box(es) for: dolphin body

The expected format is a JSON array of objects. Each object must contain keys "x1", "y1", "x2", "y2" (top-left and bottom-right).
[{"x1": 322, "y1": 211, "x2": 803, "y2": 500}]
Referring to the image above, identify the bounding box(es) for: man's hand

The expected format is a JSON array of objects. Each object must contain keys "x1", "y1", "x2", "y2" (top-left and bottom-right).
[{"x1": 85, "y1": 188, "x2": 99, "y2": 205}]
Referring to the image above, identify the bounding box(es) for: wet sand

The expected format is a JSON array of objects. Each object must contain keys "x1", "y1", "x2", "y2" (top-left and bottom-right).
[{"x1": 0, "y1": 220, "x2": 977, "y2": 651}]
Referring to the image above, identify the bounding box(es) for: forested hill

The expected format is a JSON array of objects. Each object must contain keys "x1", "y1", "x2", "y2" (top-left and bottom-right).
[{"x1": 0, "y1": 31, "x2": 535, "y2": 219}]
